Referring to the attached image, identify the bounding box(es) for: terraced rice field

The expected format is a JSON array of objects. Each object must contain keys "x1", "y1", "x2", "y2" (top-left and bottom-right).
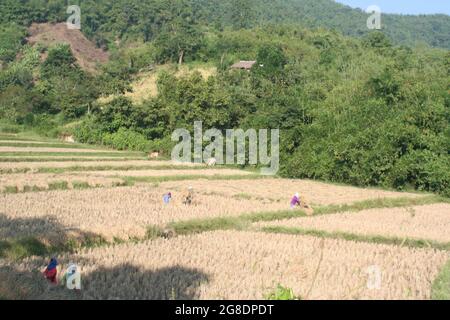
[
  {"x1": 80, "y1": 168, "x2": 253, "y2": 177},
  {"x1": 0, "y1": 173, "x2": 124, "y2": 192},
  {"x1": 161, "y1": 178, "x2": 422, "y2": 206},
  {"x1": 256, "y1": 204, "x2": 450, "y2": 244},
  {"x1": 0, "y1": 169, "x2": 252, "y2": 192},
  {"x1": 1, "y1": 186, "x2": 286, "y2": 240},
  {"x1": 0, "y1": 146, "x2": 140, "y2": 153},
  {"x1": 0, "y1": 140, "x2": 51, "y2": 144},
  {"x1": 0, "y1": 160, "x2": 200, "y2": 172},
  {"x1": 2, "y1": 231, "x2": 448, "y2": 300},
  {"x1": 0, "y1": 136, "x2": 449, "y2": 300}
]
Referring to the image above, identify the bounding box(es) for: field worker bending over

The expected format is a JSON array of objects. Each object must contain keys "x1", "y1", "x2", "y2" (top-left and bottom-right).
[
  {"x1": 290, "y1": 192, "x2": 314, "y2": 216},
  {"x1": 43, "y1": 258, "x2": 58, "y2": 284},
  {"x1": 163, "y1": 192, "x2": 172, "y2": 204},
  {"x1": 290, "y1": 193, "x2": 301, "y2": 209},
  {"x1": 183, "y1": 187, "x2": 194, "y2": 205}
]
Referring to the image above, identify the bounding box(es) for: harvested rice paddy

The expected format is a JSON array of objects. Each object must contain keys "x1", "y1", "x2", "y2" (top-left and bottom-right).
[{"x1": 0, "y1": 135, "x2": 448, "y2": 300}]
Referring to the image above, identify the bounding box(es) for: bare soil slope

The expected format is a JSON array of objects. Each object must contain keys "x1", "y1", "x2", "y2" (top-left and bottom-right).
[{"x1": 27, "y1": 23, "x2": 109, "y2": 72}]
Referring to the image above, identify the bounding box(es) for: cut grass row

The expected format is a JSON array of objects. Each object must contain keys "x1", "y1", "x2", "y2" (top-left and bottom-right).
[
  {"x1": 0, "y1": 142, "x2": 111, "y2": 150},
  {"x1": 0, "y1": 164, "x2": 243, "y2": 174},
  {"x1": 0, "y1": 157, "x2": 148, "y2": 162},
  {"x1": 0, "y1": 133, "x2": 60, "y2": 142},
  {"x1": 0, "y1": 236, "x2": 109, "y2": 261},
  {"x1": 432, "y1": 259, "x2": 450, "y2": 300},
  {"x1": 259, "y1": 226, "x2": 450, "y2": 251},
  {"x1": 1, "y1": 174, "x2": 264, "y2": 194},
  {"x1": 120, "y1": 173, "x2": 263, "y2": 185},
  {"x1": 167, "y1": 195, "x2": 449, "y2": 236},
  {"x1": 0, "y1": 151, "x2": 145, "y2": 157},
  {"x1": 2, "y1": 180, "x2": 131, "y2": 194}
]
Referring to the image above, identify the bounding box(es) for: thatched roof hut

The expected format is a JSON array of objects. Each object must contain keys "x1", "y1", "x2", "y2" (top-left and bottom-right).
[{"x1": 230, "y1": 60, "x2": 257, "y2": 70}]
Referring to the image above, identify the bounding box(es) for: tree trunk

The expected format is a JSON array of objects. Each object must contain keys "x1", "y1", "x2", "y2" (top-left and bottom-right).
[
  {"x1": 220, "y1": 53, "x2": 225, "y2": 69},
  {"x1": 178, "y1": 50, "x2": 184, "y2": 65}
]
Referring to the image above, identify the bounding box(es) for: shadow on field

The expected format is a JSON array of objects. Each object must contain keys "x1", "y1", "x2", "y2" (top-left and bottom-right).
[
  {"x1": 81, "y1": 264, "x2": 210, "y2": 300},
  {"x1": 0, "y1": 214, "x2": 104, "y2": 259},
  {"x1": 0, "y1": 263, "x2": 210, "y2": 300},
  {"x1": 0, "y1": 264, "x2": 75, "y2": 300}
]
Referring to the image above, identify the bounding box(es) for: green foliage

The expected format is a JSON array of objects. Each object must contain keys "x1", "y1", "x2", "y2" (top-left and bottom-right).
[
  {"x1": 73, "y1": 117, "x2": 104, "y2": 145},
  {"x1": 3, "y1": 186, "x2": 19, "y2": 194},
  {"x1": 0, "y1": 1, "x2": 448, "y2": 197},
  {"x1": 363, "y1": 31, "x2": 393, "y2": 49},
  {"x1": 368, "y1": 69, "x2": 402, "y2": 106},
  {"x1": 96, "y1": 97, "x2": 140, "y2": 133},
  {"x1": 262, "y1": 226, "x2": 450, "y2": 251},
  {"x1": 0, "y1": 86, "x2": 33, "y2": 123},
  {"x1": 2, "y1": 0, "x2": 450, "y2": 49},
  {"x1": 39, "y1": 44, "x2": 100, "y2": 119},
  {"x1": 146, "y1": 225, "x2": 165, "y2": 240},
  {"x1": 102, "y1": 128, "x2": 151, "y2": 152},
  {"x1": 253, "y1": 45, "x2": 287, "y2": 78},
  {"x1": 72, "y1": 181, "x2": 91, "y2": 190},
  {"x1": 265, "y1": 285, "x2": 300, "y2": 300},
  {"x1": 228, "y1": 0, "x2": 256, "y2": 30},
  {"x1": 0, "y1": 46, "x2": 39, "y2": 92},
  {"x1": 41, "y1": 44, "x2": 76, "y2": 74},
  {"x1": 0, "y1": 24, "x2": 26, "y2": 63},
  {"x1": 23, "y1": 185, "x2": 46, "y2": 193},
  {"x1": 432, "y1": 260, "x2": 450, "y2": 300},
  {"x1": 0, "y1": 123, "x2": 21, "y2": 133},
  {"x1": 0, "y1": 238, "x2": 48, "y2": 260},
  {"x1": 47, "y1": 181, "x2": 69, "y2": 191},
  {"x1": 153, "y1": 9, "x2": 204, "y2": 64},
  {"x1": 70, "y1": 25, "x2": 450, "y2": 196}
]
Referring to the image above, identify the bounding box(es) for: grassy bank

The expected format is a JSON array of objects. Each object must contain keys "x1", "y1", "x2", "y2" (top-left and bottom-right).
[
  {"x1": 260, "y1": 226, "x2": 450, "y2": 251},
  {"x1": 432, "y1": 259, "x2": 450, "y2": 300}
]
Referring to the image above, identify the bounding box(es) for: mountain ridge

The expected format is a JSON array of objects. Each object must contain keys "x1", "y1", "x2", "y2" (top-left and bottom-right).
[{"x1": 0, "y1": 0, "x2": 449, "y2": 49}]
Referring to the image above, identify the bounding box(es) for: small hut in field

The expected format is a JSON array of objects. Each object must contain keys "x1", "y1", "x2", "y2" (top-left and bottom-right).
[{"x1": 230, "y1": 60, "x2": 257, "y2": 71}]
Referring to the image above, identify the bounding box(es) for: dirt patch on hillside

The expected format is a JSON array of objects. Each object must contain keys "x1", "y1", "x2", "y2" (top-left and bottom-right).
[
  {"x1": 27, "y1": 23, "x2": 109, "y2": 73},
  {"x1": 98, "y1": 64, "x2": 217, "y2": 104}
]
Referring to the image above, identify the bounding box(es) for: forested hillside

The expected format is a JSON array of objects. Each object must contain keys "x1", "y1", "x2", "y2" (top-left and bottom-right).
[
  {"x1": 1, "y1": 0, "x2": 450, "y2": 48},
  {"x1": 0, "y1": 0, "x2": 449, "y2": 196}
]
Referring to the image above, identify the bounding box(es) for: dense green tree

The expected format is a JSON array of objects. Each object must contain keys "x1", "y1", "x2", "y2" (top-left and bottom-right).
[
  {"x1": 1, "y1": 0, "x2": 450, "y2": 48},
  {"x1": 253, "y1": 45, "x2": 287, "y2": 79},
  {"x1": 0, "y1": 24, "x2": 27, "y2": 63},
  {"x1": 38, "y1": 44, "x2": 100, "y2": 118}
]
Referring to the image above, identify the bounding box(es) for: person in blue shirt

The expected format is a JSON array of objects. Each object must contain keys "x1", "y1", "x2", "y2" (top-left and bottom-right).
[{"x1": 163, "y1": 192, "x2": 172, "y2": 204}]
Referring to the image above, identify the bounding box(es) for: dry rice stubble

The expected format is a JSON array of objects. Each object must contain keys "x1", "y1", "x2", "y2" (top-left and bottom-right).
[{"x1": 4, "y1": 231, "x2": 447, "y2": 300}]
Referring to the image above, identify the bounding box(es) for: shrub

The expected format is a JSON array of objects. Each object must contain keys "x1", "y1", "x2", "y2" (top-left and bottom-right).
[
  {"x1": 48, "y1": 181, "x2": 69, "y2": 191},
  {"x1": 265, "y1": 285, "x2": 300, "y2": 300},
  {"x1": 102, "y1": 128, "x2": 151, "y2": 152},
  {"x1": 73, "y1": 118, "x2": 104, "y2": 145},
  {"x1": 72, "y1": 181, "x2": 91, "y2": 190},
  {"x1": 3, "y1": 186, "x2": 18, "y2": 194},
  {"x1": 23, "y1": 185, "x2": 46, "y2": 193},
  {"x1": 0, "y1": 123, "x2": 21, "y2": 133},
  {"x1": 388, "y1": 150, "x2": 450, "y2": 197},
  {"x1": 147, "y1": 136, "x2": 176, "y2": 156}
]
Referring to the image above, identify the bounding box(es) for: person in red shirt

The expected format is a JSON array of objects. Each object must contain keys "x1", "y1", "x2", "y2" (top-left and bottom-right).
[{"x1": 43, "y1": 258, "x2": 58, "y2": 284}]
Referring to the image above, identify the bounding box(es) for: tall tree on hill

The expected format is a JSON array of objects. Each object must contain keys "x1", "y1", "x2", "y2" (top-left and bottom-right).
[
  {"x1": 229, "y1": 0, "x2": 255, "y2": 30},
  {"x1": 154, "y1": 1, "x2": 203, "y2": 65}
]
